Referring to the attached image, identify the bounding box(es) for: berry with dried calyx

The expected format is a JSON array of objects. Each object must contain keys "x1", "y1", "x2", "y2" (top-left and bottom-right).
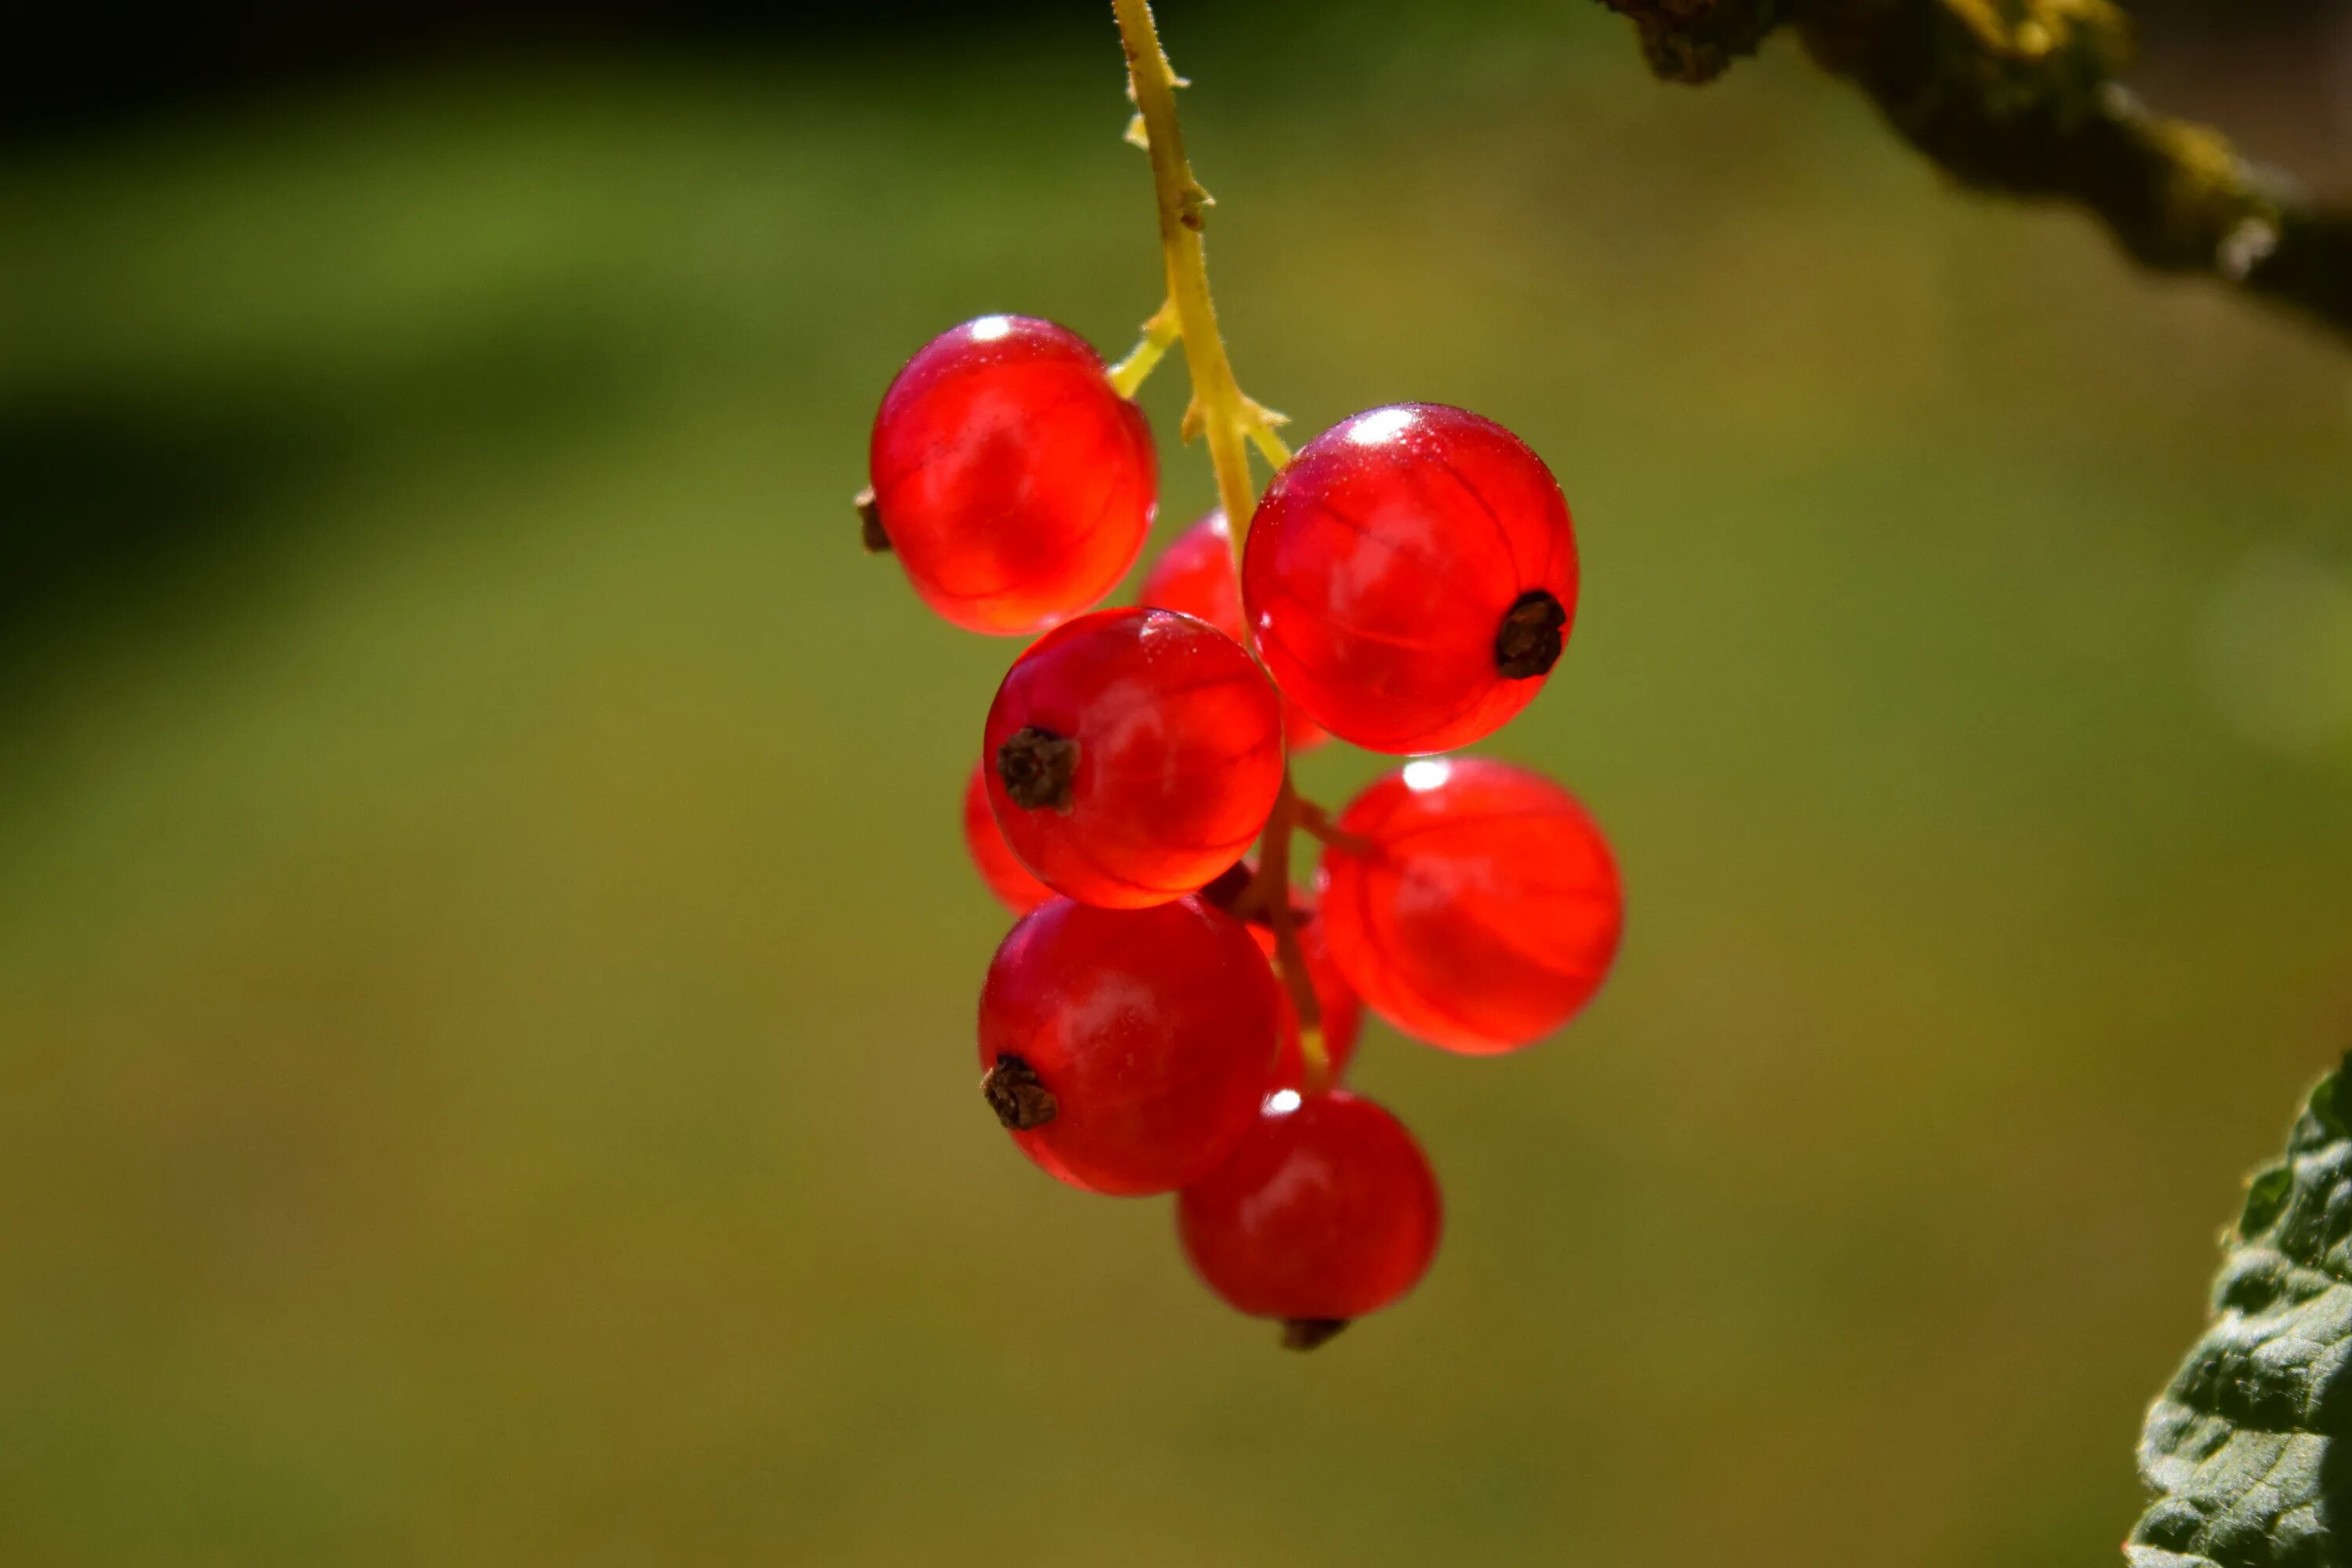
[
  {"x1": 978, "y1": 896, "x2": 1281, "y2": 1195},
  {"x1": 983, "y1": 607, "x2": 1284, "y2": 909},
  {"x1": 1178, "y1": 1088, "x2": 1442, "y2": 1347},
  {"x1": 1242, "y1": 404, "x2": 1577, "y2": 753},
  {"x1": 868, "y1": 314, "x2": 1155, "y2": 635}
]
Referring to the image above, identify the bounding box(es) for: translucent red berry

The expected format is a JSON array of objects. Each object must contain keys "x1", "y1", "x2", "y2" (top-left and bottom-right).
[
  {"x1": 1319, "y1": 757, "x2": 1622, "y2": 1054},
  {"x1": 1242, "y1": 404, "x2": 1577, "y2": 753},
  {"x1": 983, "y1": 606, "x2": 1284, "y2": 909},
  {"x1": 1138, "y1": 510, "x2": 1327, "y2": 750},
  {"x1": 961, "y1": 761, "x2": 1053, "y2": 914},
  {"x1": 978, "y1": 897, "x2": 1279, "y2": 1196},
  {"x1": 1178, "y1": 1088, "x2": 1442, "y2": 1346},
  {"x1": 868, "y1": 315, "x2": 1156, "y2": 635}
]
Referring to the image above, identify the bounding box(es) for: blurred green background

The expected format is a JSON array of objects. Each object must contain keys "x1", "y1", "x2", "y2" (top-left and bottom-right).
[{"x1": 3, "y1": 2, "x2": 2350, "y2": 1563}]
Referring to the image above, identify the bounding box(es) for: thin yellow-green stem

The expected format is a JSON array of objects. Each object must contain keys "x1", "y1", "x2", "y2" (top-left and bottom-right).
[
  {"x1": 1111, "y1": 0, "x2": 1261, "y2": 578},
  {"x1": 1247, "y1": 423, "x2": 1291, "y2": 472},
  {"x1": 1111, "y1": 0, "x2": 1325, "y2": 1087},
  {"x1": 1106, "y1": 299, "x2": 1180, "y2": 399},
  {"x1": 1298, "y1": 800, "x2": 1372, "y2": 858}
]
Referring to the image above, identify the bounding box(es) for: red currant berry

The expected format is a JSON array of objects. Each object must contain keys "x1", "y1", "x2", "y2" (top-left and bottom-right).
[
  {"x1": 1241, "y1": 404, "x2": 1577, "y2": 753},
  {"x1": 868, "y1": 315, "x2": 1155, "y2": 635},
  {"x1": 1138, "y1": 510, "x2": 1327, "y2": 750},
  {"x1": 978, "y1": 896, "x2": 1279, "y2": 1195},
  {"x1": 1253, "y1": 916, "x2": 1364, "y2": 1087},
  {"x1": 1178, "y1": 1088, "x2": 1441, "y2": 1347},
  {"x1": 983, "y1": 607, "x2": 1284, "y2": 909},
  {"x1": 1320, "y1": 757, "x2": 1621, "y2": 1054},
  {"x1": 961, "y1": 761, "x2": 1052, "y2": 914}
]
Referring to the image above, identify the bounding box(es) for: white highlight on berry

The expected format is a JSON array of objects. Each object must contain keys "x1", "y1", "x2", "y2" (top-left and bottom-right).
[
  {"x1": 1347, "y1": 406, "x2": 1417, "y2": 446},
  {"x1": 1402, "y1": 758, "x2": 1452, "y2": 793},
  {"x1": 1266, "y1": 1088, "x2": 1303, "y2": 1116},
  {"x1": 968, "y1": 314, "x2": 1016, "y2": 342}
]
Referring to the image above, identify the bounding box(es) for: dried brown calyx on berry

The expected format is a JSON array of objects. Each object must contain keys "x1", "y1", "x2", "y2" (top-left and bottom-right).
[
  {"x1": 997, "y1": 726, "x2": 1080, "y2": 812},
  {"x1": 982, "y1": 1054, "x2": 1058, "y2": 1131},
  {"x1": 1494, "y1": 589, "x2": 1566, "y2": 679}
]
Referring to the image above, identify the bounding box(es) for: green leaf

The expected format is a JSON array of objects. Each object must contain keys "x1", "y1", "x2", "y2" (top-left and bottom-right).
[{"x1": 2128, "y1": 1056, "x2": 2352, "y2": 1568}]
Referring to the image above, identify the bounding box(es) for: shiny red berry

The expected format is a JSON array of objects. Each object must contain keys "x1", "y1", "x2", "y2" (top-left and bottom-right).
[
  {"x1": 1138, "y1": 510, "x2": 1327, "y2": 750},
  {"x1": 978, "y1": 897, "x2": 1279, "y2": 1196},
  {"x1": 961, "y1": 761, "x2": 1052, "y2": 914},
  {"x1": 983, "y1": 607, "x2": 1284, "y2": 909},
  {"x1": 1178, "y1": 1088, "x2": 1442, "y2": 1346},
  {"x1": 1319, "y1": 757, "x2": 1622, "y2": 1054},
  {"x1": 1242, "y1": 404, "x2": 1577, "y2": 753},
  {"x1": 868, "y1": 315, "x2": 1156, "y2": 635}
]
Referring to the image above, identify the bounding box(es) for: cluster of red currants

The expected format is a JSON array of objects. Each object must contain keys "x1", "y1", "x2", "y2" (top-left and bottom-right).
[{"x1": 863, "y1": 313, "x2": 1623, "y2": 1348}]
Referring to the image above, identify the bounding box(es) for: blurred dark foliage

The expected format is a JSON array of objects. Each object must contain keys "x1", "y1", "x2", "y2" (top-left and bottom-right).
[
  {"x1": 5, "y1": 0, "x2": 1082, "y2": 137},
  {"x1": 11, "y1": 0, "x2": 2342, "y2": 139},
  {"x1": 0, "y1": 318, "x2": 644, "y2": 700}
]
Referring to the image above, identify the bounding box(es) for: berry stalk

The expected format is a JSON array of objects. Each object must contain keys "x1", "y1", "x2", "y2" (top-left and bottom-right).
[
  {"x1": 1252, "y1": 778, "x2": 1330, "y2": 1085},
  {"x1": 1110, "y1": 0, "x2": 1271, "y2": 557},
  {"x1": 1106, "y1": 299, "x2": 1180, "y2": 400},
  {"x1": 1110, "y1": 0, "x2": 1325, "y2": 1084}
]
